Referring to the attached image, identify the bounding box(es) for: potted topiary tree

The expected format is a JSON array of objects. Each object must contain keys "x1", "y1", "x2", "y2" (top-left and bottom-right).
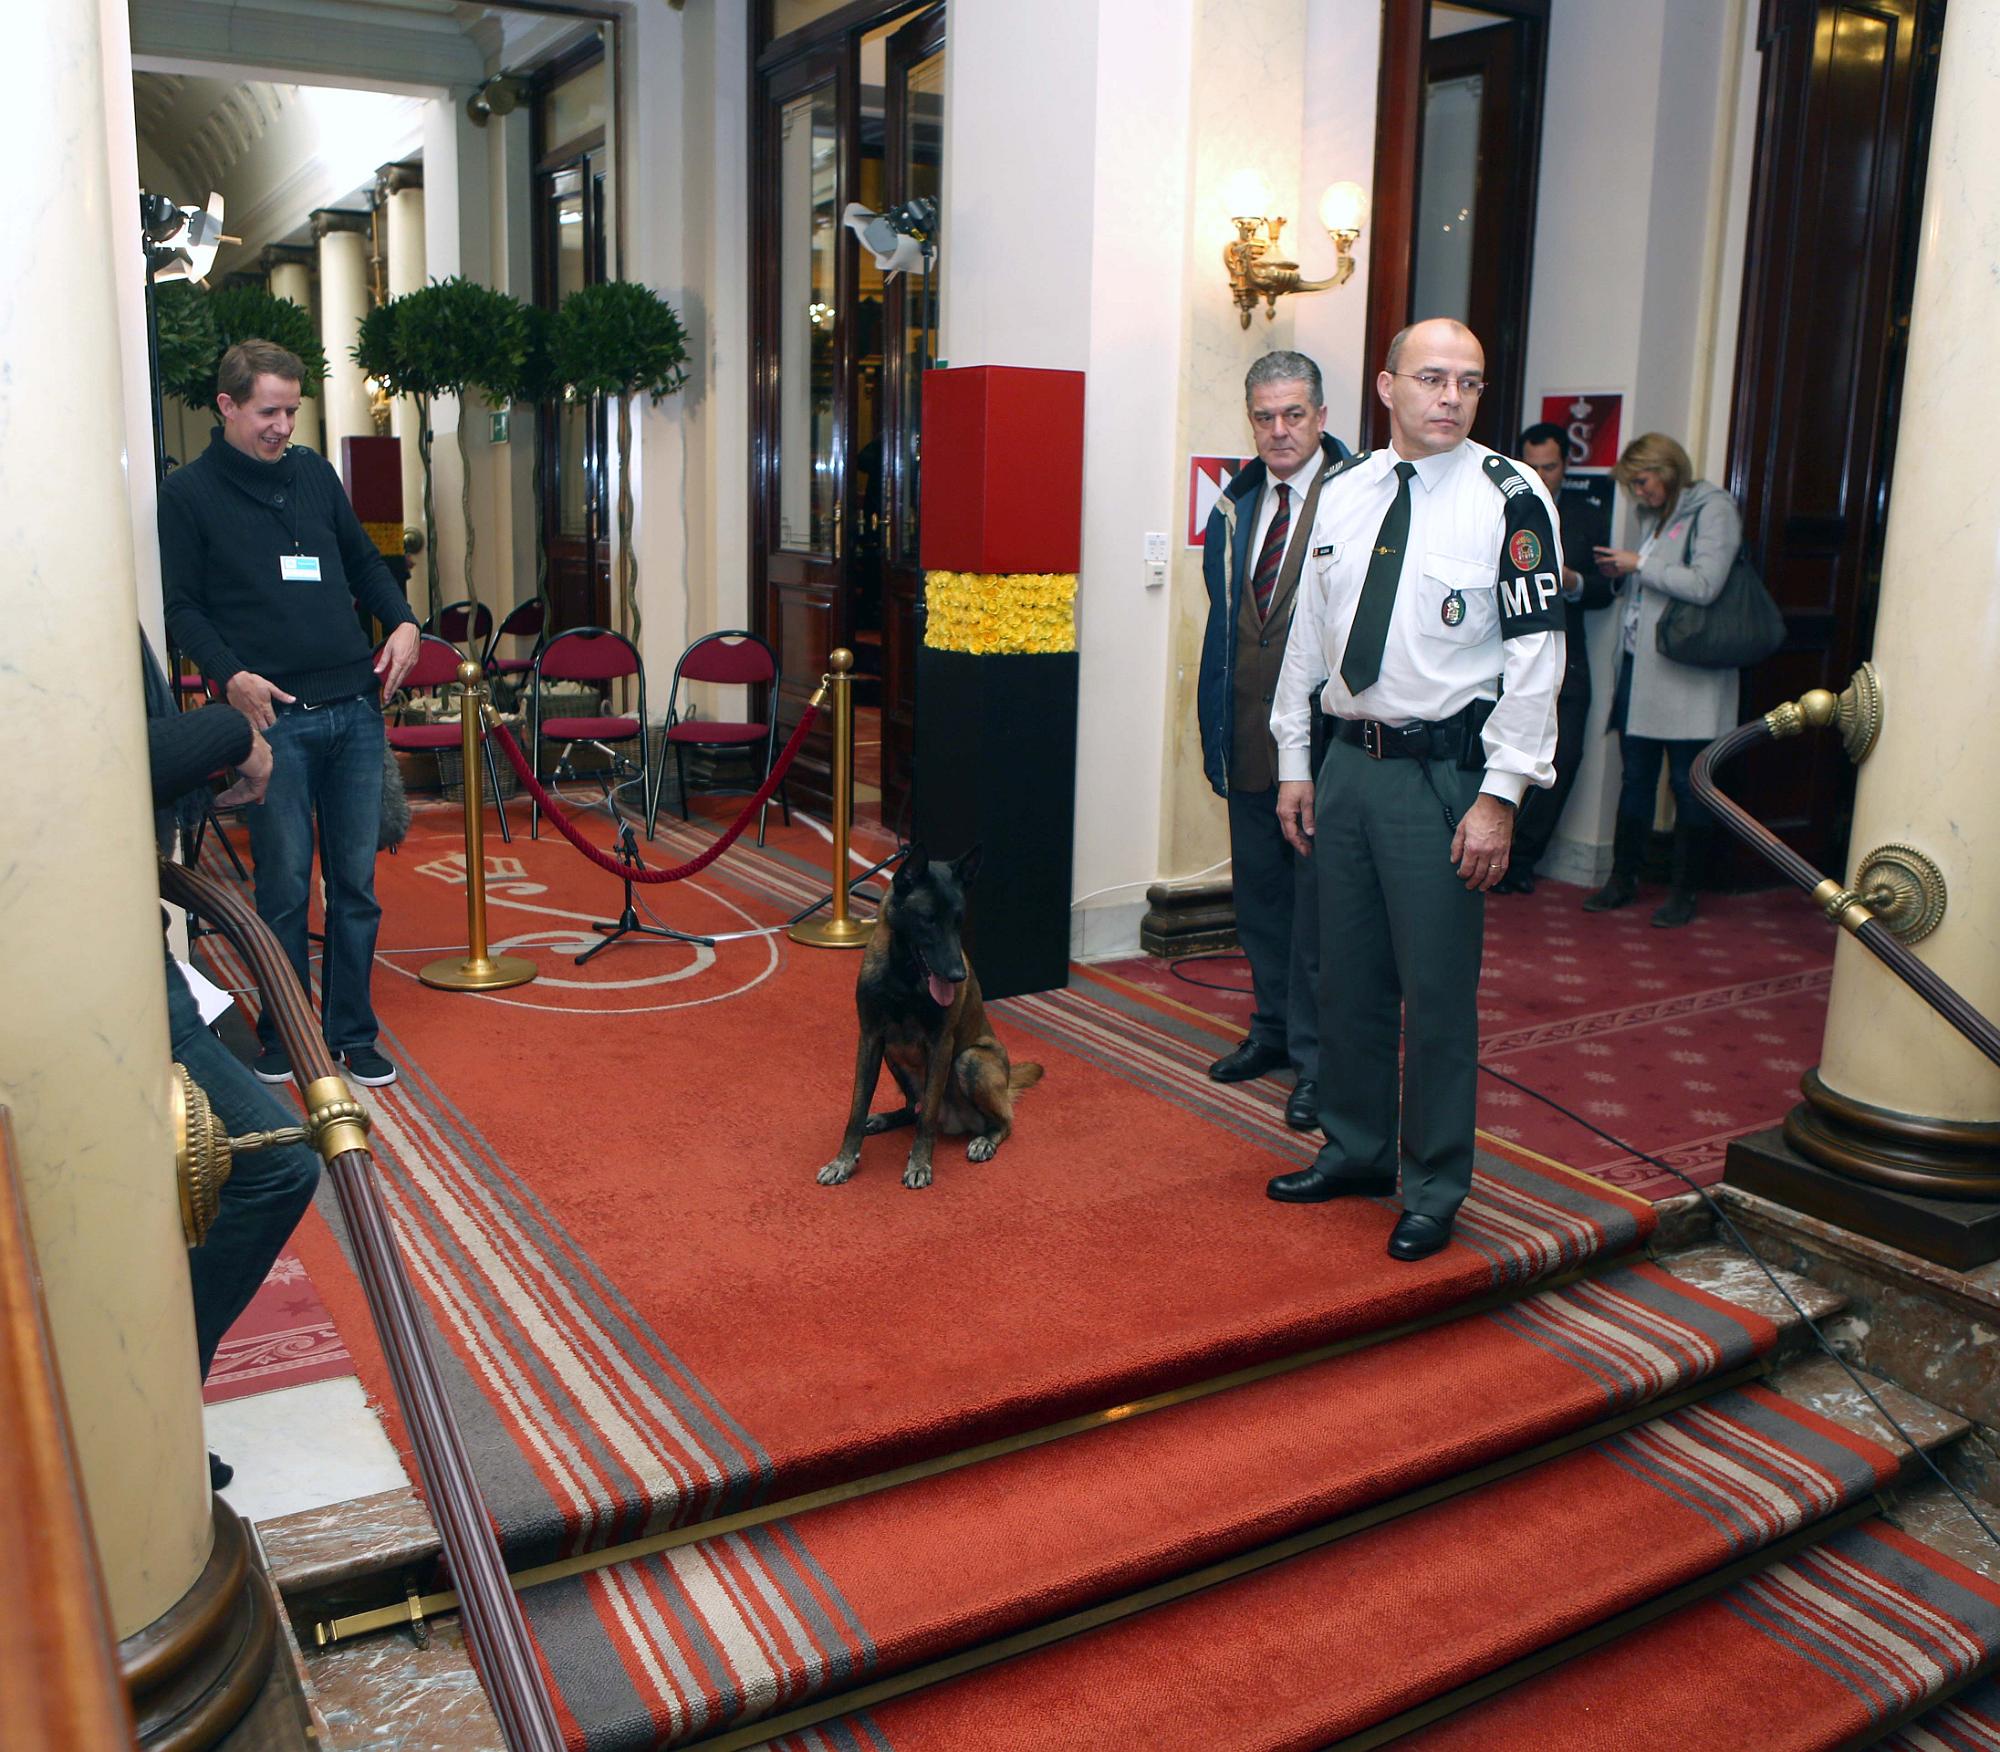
[
  {"x1": 197, "y1": 284, "x2": 328, "y2": 409},
  {"x1": 152, "y1": 281, "x2": 220, "y2": 468},
  {"x1": 494, "y1": 300, "x2": 560, "y2": 635},
  {"x1": 550, "y1": 281, "x2": 689, "y2": 641},
  {"x1": 356, "y1": 278, "x2": 526, "y2": 625}
]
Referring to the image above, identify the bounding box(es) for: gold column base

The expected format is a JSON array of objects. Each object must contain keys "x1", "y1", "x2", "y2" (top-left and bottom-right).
[
  {"x1": 1785, "y1": 1068, "x2": 2000, "y2": 1201},
  {"x1": 419, "y1": 954, "x2": 540, "y2": 991},
  {"x1": 788, "y1": 916, "x2": 875, "y2": 949}
]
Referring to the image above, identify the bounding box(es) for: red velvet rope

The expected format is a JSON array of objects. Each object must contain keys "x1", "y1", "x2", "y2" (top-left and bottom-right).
[{"x1": 488, "y1": 709, "x2": 819, "y2": 884}]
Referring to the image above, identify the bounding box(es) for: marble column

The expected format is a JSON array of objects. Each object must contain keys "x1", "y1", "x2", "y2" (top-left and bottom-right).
[
  {"x1": 380, "y1": 162, "x2": 429, "y2": 606},
  {"x1": 313, "y1": 208, "x2": 374, "y2": 480},
  {"x1": 261, "y1": 244, "x2": 321, "y2": 453},
  {"x1": 0, "y1": 0, "x2": 211, "y2": 1636},
  {"x1": 1791, "y1": 0, "x2": 2000, "y2": 1202}
]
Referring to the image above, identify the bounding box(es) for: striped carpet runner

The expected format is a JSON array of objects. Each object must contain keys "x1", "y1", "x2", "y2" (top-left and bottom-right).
[
  {"x1": 522, "y1": 1263, "x2": 1772, "y2": 1746},
  {"x1": 770, "y1": 1386, "x2": 1923, "y2": 1751}
]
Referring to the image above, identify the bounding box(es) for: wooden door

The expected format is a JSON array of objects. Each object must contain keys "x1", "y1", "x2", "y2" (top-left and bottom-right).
[
  {"x1": 754, "y1": 49, "x2": 849, "y2": 809},
  {"x1": 1364, "y1": 0, "x2": 1549, "y2": 449},
  {"x1": 1725, "y1": 0, "x2": 1942, "y2": 872},
  {"x1": 536, "y1": 155, "x2": 610, "y2": 632},
  {"x1": 876, "y1": 6, "x2": 945, "y2": 833}
]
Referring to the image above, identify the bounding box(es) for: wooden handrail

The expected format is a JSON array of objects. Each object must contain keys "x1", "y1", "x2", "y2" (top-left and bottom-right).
[
  {"x1": 159, "y1": 861, "x2": 564, "y2": 1751},
  {"x1": 1692, "y1": 719, "x2": 2000, "y2": 1070},
  {"x1": 0, "y1": 1108, "x2": 138, "y2": 1750}
]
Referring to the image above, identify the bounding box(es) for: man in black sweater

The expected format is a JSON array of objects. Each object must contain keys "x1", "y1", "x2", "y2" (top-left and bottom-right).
[
  {"x1": 143, "y1": 633, "x2": 320, "y2": 1489},
  {"x1": 161, "y1": 340, "x2": 420, "y2": 1087}
]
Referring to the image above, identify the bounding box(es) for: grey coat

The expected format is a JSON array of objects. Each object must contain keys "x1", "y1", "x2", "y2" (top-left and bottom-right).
[{"x1": 1621, "y1": 478, "x2": 1743, "y2": 742}]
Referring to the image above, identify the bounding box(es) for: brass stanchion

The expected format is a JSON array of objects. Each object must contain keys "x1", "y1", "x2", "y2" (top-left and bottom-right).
[
  {"x1": 421, "y1": 660, "x2": 539, "y2": 991},
  {"x1": 789, "y1": 648, "x2": 874, "y2": 949}
]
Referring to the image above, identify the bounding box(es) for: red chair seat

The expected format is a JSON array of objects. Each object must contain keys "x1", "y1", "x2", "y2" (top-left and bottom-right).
[
  {"x1": 665, "y1": 719, "x2": 767, "y2": 746},
  {"x1": 540, "y1": 714, "x2": 641, "y2": 741},
  {"x1": 386, "y1": 723, "x2": 469, "y2": 750}
]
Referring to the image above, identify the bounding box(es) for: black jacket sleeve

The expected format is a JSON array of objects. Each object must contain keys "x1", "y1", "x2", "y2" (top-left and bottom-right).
[
  {"x1": 158, "y1": 481, "x2": 246, "y2": 685},
  {"x1": 148, "y1": 702, "x2": 252, "y2": 809}
]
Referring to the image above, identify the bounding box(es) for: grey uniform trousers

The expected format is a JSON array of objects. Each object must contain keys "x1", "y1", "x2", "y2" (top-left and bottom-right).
[
  {"x1": 1226, "y1": 784, "x2": 1319, "y2": 1082},
  {"x1": 1310, "y1": 737, "x2": 1485, "y2": 1223}
]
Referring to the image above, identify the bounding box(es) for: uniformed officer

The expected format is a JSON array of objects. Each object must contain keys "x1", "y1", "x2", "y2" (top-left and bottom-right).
[{"x1": 1267, "y1": 318, "x2": 1565, "y2": 1260}]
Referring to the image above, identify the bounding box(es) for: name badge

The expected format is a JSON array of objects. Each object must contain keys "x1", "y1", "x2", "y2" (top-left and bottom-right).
[{"x1": 279, "y1": 554, "x2": 323, "y2": 583}]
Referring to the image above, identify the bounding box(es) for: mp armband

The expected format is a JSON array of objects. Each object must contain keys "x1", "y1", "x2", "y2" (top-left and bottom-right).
[{"x1": 1481, "y1": 454, "x2": 1565, "y2": 638}]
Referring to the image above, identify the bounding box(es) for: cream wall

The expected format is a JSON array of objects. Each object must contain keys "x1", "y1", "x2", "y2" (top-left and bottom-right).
[{"x1": 1518, "y1": 0, "x2": 1758, "y2": 883}]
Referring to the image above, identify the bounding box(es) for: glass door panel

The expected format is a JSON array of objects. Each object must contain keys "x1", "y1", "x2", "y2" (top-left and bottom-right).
[{"x1": 777, "y1": 85, "x2": 840, "y2": 555}]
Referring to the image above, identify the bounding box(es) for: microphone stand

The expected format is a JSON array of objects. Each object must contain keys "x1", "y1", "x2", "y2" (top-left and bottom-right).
[{"x1": 575, "y1": 798, "x2": 714, "y2": 965}]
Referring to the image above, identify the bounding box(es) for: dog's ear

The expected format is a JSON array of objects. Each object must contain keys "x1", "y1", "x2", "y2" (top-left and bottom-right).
[
  {"x1": 896, "y1": 844, "x2": 928, "y2": 889},
  {"x1": 953, "y1": 843, "x2": 984, "y2": 887}
]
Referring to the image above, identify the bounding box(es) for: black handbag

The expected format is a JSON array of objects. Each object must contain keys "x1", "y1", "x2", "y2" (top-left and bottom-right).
[{"x1": 1654, "y1": 503, "x2": 1785, "y2": 669}]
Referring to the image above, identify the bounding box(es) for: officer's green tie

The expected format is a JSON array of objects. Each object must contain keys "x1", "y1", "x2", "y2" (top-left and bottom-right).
[{"x1": 1340, "y1": 459, "x2": 1418, "y2": 696}]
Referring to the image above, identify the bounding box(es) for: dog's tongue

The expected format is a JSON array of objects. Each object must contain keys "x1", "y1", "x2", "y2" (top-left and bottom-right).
[{"x1": 928, "y1": 972, "x2": 958, "y2": 1007}]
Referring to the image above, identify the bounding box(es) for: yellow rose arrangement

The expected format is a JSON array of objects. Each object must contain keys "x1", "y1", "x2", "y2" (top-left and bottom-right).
[{"x1": 924, "y1": 571, "x2": 1078, "y2": 654}]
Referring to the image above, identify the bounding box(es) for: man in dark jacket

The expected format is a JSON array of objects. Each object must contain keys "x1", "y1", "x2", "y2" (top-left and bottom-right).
[
  {"x1": 161, "y1": 339, "x2": 420, "y2": 1089},
  {"x1": 1196, "y1": 352, "x2": 1351, "y2": 1129},
  {"x1": 1498, "y1": 422, "x2": 1615, "y2": 891}
]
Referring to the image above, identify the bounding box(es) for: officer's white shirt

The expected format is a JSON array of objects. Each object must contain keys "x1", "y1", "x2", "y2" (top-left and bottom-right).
[{"x1": 1270, "y1": 439, "x2": 1565, "y2": 807}]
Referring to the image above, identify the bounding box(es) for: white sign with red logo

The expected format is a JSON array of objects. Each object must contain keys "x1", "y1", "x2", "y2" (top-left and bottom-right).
[{"x1": 1187, "y1": 454, "x2": 1254, "y2": 547}]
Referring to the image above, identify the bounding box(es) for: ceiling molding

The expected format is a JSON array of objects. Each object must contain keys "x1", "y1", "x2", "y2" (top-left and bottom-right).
[{"x1": 131, "y1": 0, "x2": 484, "y2": 91}]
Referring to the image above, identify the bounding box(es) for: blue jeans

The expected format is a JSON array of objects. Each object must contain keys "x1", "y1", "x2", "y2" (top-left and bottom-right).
[
  {"x1": 244, "y1": 694, "x2": 387, "y2": 1053},
  {"x1": 167, "y1": 955, "x2": 322, "y2": 1377}
]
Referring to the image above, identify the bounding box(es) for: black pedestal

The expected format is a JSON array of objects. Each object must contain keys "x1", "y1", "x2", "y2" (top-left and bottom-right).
[
  {"x1": 912, "y1": 647, "x2": 1078, "y2": 1001},
  {"x1": 1725, "y1": 1124, "x2": 2000, "y2": 1270}
]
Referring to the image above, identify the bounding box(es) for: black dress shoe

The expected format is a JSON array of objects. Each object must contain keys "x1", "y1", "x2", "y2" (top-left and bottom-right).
[
  {"x1": 1208, "y1": 1038, "x2": 1289, "y2": 1083},
  {"x1": 209, "y1": 1452, "x2": 234, "y2": 1490},
  {"x1": 1386, "y1": 1212, "x2": 1453, "y2": 1261},
  {"x1": 1267, "y1": 1164, "x2": 1398, "y2": 1203},
  {"x1": 1284, "y1": 1080, "x2": 1319, "y2": 1131},
  {"x1": 1496, "y1": 867, "x2": 1537, "y2": 895}
]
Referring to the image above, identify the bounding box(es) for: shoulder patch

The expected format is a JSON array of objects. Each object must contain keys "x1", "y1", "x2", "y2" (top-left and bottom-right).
[{"x1": 1483, "y1": 454, "x2": 1564, "y2": 638}]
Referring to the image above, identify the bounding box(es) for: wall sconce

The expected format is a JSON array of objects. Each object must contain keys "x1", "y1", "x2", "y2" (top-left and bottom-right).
[{"x1": 1223, "y1": 174, "x2": 1370, "y2": 329}]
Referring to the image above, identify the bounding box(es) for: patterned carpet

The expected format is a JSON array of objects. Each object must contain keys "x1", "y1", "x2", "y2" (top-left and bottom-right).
[{"x1": 1098, "y1": 877, "x2": 1835, "y2": 1201}]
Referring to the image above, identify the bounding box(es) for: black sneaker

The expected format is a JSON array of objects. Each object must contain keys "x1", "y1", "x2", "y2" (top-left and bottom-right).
[
  {"x1": 342, "y1": 1046, "x2": 399, "y2": 1087},
  {"x1": 252, "y1": 1046, "x2": 292, "y2": 1085},
  {"x1": 208, "y1": 1452, "x2": 234, "y2": 1490}
]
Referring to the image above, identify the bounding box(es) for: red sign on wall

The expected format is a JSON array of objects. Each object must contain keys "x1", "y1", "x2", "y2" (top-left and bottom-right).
[
  {"x1": 1187, "y1": 454, "x2": 1254, "y2": 547},
  {"x1": 1538, "y1": 392, "x2": 1624, "y2": 472}
]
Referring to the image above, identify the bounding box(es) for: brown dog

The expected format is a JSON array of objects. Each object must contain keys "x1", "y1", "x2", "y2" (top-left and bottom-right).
[{"x1": 816, "y1": 845, "x2": 1042, "y2": 1189}]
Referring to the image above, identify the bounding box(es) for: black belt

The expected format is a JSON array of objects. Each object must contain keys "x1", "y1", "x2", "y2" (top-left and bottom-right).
[
  {"x1": 1332, "y1": 701, "x2": 1490, "y2": 764},
  {"x1": 275, "y1": 688, "x2": 372, "y2": 714}
]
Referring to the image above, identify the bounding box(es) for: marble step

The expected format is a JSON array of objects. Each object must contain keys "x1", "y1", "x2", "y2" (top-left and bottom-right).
[{"x1": 1661, "y1": 1241, "x2": 1849, "y2": 1365}]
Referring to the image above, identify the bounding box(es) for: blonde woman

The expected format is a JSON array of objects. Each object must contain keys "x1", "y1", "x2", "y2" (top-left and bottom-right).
[{"x1": 1582, "y1": 433, "x2": 1744, "y2": 927}]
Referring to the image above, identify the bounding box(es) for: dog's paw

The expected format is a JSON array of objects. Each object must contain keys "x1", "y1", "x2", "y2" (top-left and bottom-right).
[
  {"x1": 966, "y1": 1134, "x2": 998, "y2": 1163},
  {"x1": 816, "y1": 1159, "x2": 858, "y2": 1186},
  {"x1": 901, "y1": 1159, "x2": 933, "y2": 1190}
]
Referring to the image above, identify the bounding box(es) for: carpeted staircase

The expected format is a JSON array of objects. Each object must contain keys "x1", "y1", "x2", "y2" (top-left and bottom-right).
[{"x1": 277, "y1": 1202, "x2": 2000, "y2": 1751}]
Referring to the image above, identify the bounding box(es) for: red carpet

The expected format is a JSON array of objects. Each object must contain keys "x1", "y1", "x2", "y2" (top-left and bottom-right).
[
  {"x1": 775, "y1": 1387, "x2": 1907, "y2": 1750},
  {"x1": 201, "y1": 1248, "x2": 351, "y2": 1405},
  {"x1": 1099, "y1": 878, "x2": 1834, "y2": 1200},
  {"x1": 517, "y1": 1262, "x2": 1770, "y2": 1745},
  {"x1": 1406, "y1": 1522, "x2": 2000, "y2": 1751},
  {"x1": 1876, "y1": 1674, "x2": 2000, "y2": 1748}
]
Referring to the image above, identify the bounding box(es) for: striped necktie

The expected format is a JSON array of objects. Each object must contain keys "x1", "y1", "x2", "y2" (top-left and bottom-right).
[
  {"x1": 1340, "y1": 460, "x2": 1418, "y2": 695},
  {"x1": 1252, "y1": 482, "x2": 1291, "y2": 620}
]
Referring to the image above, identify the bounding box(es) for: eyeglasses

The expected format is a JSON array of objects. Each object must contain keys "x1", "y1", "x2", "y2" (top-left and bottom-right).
[{"x1": 1390, "y1": 371, "x2": 1487, "y2": 398}]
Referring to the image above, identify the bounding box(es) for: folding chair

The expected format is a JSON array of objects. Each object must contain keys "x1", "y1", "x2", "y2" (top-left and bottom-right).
[
  {"x1": 483, "y1": 597, "x2": 548, "y2": 679},
  {"x1": 646, "y1": 631, "x2": 789, "y2": 846},
  {"x1": 384, "y1": 633, "x2": 513, "y2": 842},
  {"x1": 528, "y1": 627, "x2": 652, "y2": 838},
  {"x1": 428, "y1": 598, "x2": 495, "y2": 653}
]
